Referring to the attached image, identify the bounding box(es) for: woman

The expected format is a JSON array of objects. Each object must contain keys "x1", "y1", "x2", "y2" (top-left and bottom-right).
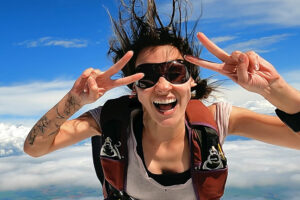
[{"x1": 24, "y1": 0, "x2": 300, "y2": 199}]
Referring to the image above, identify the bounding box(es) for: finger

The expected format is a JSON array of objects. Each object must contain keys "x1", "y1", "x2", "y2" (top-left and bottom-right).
[
  {"x1": 216, "y1": 51, "x2": 241, "y2": 74},
  {"x1": 246, "y1": 51, "x2": 259, "y2": 73},
  {"x1": 75, "y1": 68, "x2": 94, "y2": 85},
  {"x1": 230, "y1": 51, "x2": 242, "y2": 64},
  {"x1": 184, "y1": 55, "x2": 223, "y2": 72},
  {"x1": 105, "y1": 51, "x2": 134, "y2": 77},
  {"x1": 236, "y1": 53, "x2": 250, "y2": 84},
  {"x1": 82, "y1": 68, "x2": 95, "y2": 78},
  {"x1": 89, "y1": 69, "x2": 102, "y2": 80},
  {"x1": 84, "y1": 69, "x2": 102, "y2": 92},
  {"x1": 98, "y1": 88, "x2": 106, "y2": 97},
  {"x1": 73, "y1": 68, "x2": 94, "y2": 91},
  {"x1": 87, "y1": 76, "x2": 99, "y2": 98},
  {"x1": 113, "y1": 73, "x2": 144, "y2": 87},
  {"x1": 197, "y1": 32, "x2": 230, "y2": 62}
]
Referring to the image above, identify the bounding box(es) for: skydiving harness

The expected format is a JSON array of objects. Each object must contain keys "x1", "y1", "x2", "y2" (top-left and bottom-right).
[{"x1": 91, "y1": 96, "x2": 228, "y2": 200}]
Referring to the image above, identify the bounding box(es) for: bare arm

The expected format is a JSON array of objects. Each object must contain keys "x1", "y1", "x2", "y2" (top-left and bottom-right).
[
  {"x1": 23, "y1": 92, "x2": 100, "y2": 157},
  {"x1": 263, "y1": 77, "x2": 300, "y2": 114},
  {"x1": 229, "y1": 106, "x2": 300, "y2": 150},
  {"x1": 186, "y1": 32, "x2": 300, "y2": 150},
  {"x1": 24, "y1": 51, "x2": 144, "y2": 157},
  {"x1": 186, "y1": 32, "x2": 300, "y2": 133}
]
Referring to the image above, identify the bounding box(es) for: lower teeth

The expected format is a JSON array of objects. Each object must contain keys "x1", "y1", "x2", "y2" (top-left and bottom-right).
[{"x1": 154, "y1": 101, "x2": 177, "y2": 111}]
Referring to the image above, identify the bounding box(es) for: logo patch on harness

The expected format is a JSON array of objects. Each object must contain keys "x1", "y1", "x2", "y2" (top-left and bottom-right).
[
  {"x1": 100, "y1": 137, "x2": 122, "y2": 159},
  {"x1": 202, "y1": 146, "x2": 224, "y2": 170}
]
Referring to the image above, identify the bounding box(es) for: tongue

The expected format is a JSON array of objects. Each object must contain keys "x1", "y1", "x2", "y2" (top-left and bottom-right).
[{"x1": 158, "y1": 104, "x2": 173, "y2": 111}]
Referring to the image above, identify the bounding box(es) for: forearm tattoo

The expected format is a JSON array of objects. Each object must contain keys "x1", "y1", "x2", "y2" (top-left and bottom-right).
[
  {"x1": 64, "y1": 95, "x2": 80, "y2": 116},
  {"x1": 28, "y1": 116, "x2": 50, "y2": 145},
  {"x1": 28, "y1": 95, "x2": 80, "y2": 145},
  {"x1": 56, "y1": 105, "x2": 65, "y2": 119}
]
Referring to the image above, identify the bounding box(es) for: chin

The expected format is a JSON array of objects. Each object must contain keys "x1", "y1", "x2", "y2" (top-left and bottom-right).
[
  {"x1": 141, "y1": 99, "x2": 187, "y2": 127},
  {"x1": 152, "y1": 109, "x2": 185, "y2": 128}
]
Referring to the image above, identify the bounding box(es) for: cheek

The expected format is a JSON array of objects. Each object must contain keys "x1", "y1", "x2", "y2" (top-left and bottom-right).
[
  {"x1": 136, "y1": 88, "x2": 151, "y2": 106},
  {"x1": 177, "y1": 82, "x2": 192, "y2": 99}
]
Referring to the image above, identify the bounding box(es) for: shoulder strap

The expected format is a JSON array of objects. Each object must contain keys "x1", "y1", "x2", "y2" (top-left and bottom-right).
[
  {"x1": 186, "y1": 100, "x2": 228, "y2": 200},
  {"x1": 91, "y1": 96, "x2": 141, "y2": 197},
  {"x1": 186, "y1": 99, "x2": 218, "y2": 131},
  {"x1": 91, "y1": 135, "x2": 104, "y2": 185}
]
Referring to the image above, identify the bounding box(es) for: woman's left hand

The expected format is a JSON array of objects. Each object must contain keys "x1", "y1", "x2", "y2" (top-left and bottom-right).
[{"x1": 185, "y1": 32, "x2": 281, "y2": 96}]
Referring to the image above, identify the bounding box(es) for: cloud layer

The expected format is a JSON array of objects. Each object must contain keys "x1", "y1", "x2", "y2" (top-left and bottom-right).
[
  {"x1": 0, "y1": 80, "x2": 130, "y2": 126},
  {"x1": 1, "y1": 122, "x2": 300, "y2": 198},
  {"x1": 0, "y1": 144, "x2": 100, "y2": 191},
  {"x1": 223, "y1": 140, "x2": 300, "y2": 188}
]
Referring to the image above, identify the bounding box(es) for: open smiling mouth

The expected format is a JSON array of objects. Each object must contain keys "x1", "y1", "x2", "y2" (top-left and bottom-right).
[{"x1": 153, "y1": 99, "x2": 178, "y2": 113}]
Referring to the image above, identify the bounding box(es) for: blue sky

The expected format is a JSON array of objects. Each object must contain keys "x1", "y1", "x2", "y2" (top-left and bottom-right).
[
  {"x1": 1, "y1": 0, "x2": 300, "y2": 86},
  {"x1": 1, "y1": 0, "x2": 300, "y2": 199}
]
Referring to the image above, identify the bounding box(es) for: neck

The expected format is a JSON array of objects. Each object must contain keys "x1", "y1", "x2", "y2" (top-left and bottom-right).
[{"x1": 142, "y1": 113, "x2": 186, "y2": 145}]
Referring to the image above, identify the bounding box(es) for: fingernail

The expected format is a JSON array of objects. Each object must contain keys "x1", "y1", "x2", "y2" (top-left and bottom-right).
[
  {"x1": 255, "y1": 63, "x2": 259, "y2": 70},
  {"x1": 239, "y1": 54, "x2": 245, "y2": 63}
]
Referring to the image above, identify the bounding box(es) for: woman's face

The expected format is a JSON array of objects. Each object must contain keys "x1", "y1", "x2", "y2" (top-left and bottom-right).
[{"x1": 135, "y1": 45, "x2": 196, "y2": 127}]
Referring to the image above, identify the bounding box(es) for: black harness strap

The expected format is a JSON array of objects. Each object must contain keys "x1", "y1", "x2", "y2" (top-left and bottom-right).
[{"x1": 91, "y1": 135, "x2": 104, "y2": 185}]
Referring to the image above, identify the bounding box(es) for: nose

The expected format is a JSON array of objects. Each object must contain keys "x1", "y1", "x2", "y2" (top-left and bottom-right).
[{"x1": 154, "y1": 77, "x2": 172, "y2": 94}]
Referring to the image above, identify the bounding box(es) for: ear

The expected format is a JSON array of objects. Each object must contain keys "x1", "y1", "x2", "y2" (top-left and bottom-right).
[
  {"x1": 129, "y1": 83, "x2": 137, "y2": 99},
  {"x1": 190, "y1": 78, "x2": 197, "y2": 87}
]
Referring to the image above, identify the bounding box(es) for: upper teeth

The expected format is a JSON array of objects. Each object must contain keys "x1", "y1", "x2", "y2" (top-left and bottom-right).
[{"x1": 153, "y1": 99, "x2": 176, "y2": 104}]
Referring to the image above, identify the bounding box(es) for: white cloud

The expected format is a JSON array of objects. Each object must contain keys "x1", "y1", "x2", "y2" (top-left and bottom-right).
[
  {"x1": 0, "y1": 80, "x2": 73, "y2": 117},
  {"x1": 17, "y1": 37, "x2": 88, "y2": 48},
  {"x1": 222, "y1": 34, "x2": 291, "y2": 54},
  {"x1": 0, "y1": 80, "x2": 130, "y2": 121},
  {"x1": 223, "y1": 140, "x2": 300, "y2": 188},
  {"x1": 198, "y1": 0, "x2": 300, "y2": 27},
  {"x1": 158, "y1": 0, "x2": 300, "y2": 27},
  {"x1": 206, "y1": 84, "x2": 276, "y2": 114},
  {"x1": 0, "y1": 123, "x2": 30, "y2": 157},
  {"x1": 211, "y1": 36, "x2": 236, "y2": 44},
  {"x1": 0, "y1": 145, "x2": 101, "y2": 191}
]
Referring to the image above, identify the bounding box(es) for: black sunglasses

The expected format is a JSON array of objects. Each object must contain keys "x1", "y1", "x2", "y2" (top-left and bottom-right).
[{"x1": 135, "y1": 59, "x2": 190, "y2": 89}]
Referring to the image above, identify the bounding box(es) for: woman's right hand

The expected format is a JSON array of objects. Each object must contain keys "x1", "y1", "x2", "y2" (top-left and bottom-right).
[{"x1": 70, "y1": 51, "x2": 144, "y2": 106}]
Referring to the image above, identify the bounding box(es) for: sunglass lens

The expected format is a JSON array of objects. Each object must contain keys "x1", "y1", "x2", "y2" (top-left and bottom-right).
[
  {"x1": 136, "y1": 64, "x2": 158, "y2": 88},
  {"x1": 136, "y1": 79, "x2": 155, "y2": 89},
  {"x1": 166, "y1": 63, "x2": 188, "y2": 84}
]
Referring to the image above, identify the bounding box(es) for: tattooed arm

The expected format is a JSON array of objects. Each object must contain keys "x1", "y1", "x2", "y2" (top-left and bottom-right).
[
  {"x1": 24, "y1": 69, "x2": 101, "y2": 157},
  {"x1": 24, "y1": 52, "x2": 143, "y2": 157}
]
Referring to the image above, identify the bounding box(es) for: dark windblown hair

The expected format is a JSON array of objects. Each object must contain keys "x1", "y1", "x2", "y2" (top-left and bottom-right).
[{"x1": 108, "y1": 0, "x2": 215, "y2": 99}]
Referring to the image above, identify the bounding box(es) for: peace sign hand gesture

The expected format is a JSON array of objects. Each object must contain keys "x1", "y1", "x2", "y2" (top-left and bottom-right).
[
  {"x1": 70, "y1": 51, "x2": 143, "y2": 106},
  {"x1": 185, "y1": 32, "x2": 281, "y2": 96}
]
